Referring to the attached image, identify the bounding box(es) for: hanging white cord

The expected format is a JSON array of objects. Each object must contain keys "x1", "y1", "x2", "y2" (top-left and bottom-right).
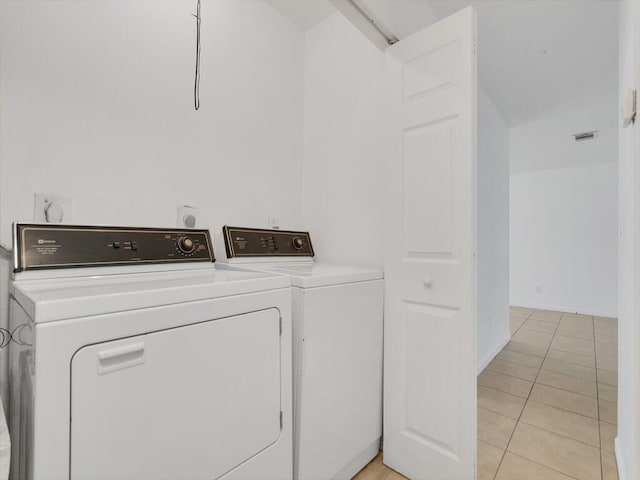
[{"x1": 193, "y1": 0, "x2": 201, "y2": 110}]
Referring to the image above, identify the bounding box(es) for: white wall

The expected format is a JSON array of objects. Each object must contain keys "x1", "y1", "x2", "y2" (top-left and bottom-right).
[
  {"x1": 0, "y1": 0, "x2": 305, "y2": 413},
  {"x1": 616, "y1": 1, "x2": 640, "y2": 478},
  {"x1": 510, "y1": 163, "x2": 618, "y2": 316},
  {"x1": 510, "y1": 97, "x2": 619, "y2": 174},
  {"x1": 509, "y1": 102, "x2": 619, "y2": 317},
  {"x1": 301, "y1": 12, "x2": 385, "y2": 268},
  {"x1": 0, "y1": 0, "x2": 305, "y2": 249},
  {"x1": 477, "y1": 87, "x2": 510, "y2": 371}
]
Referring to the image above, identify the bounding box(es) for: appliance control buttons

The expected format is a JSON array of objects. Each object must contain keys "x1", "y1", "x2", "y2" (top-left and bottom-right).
[
  {"x1": 15, "y1": 225, "x2": 214, "y2": 271},
  {"x1": 178, "y1": 236, "x2": 196, "y2": 254},
  {"x1": 292, "y1": 237, "x2": 304, "y2": 250}
]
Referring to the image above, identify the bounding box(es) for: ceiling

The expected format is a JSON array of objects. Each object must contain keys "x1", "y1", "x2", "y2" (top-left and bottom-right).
[
  {"x1": 265, "y1": 0, "x2": 335, "y2": 30},
  {"x1": 267, "y1": 0, "x2": 619, "y2": 128},
  {"x1": 419, "y1": 0, "x2": 619, "y2": 126},
  {"x1": 361, "y1": 0, "x2": 619, "y2": 126}
]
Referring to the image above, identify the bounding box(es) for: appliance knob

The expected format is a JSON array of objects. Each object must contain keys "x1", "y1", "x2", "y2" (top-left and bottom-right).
[
  {"x1": 292, "y1": 237, "x2": 304, "y2": 250},
  {"x1": 178, "y1": 236, "x2": 195, "y2": 254}
]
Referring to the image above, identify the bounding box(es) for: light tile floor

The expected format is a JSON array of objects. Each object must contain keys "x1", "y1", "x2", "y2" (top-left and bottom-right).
[{"x1": 353, "y1": 307, "x2": 618, "y2": 480}]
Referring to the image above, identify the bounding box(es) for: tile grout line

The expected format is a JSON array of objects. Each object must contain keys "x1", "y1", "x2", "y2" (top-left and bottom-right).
[
  {"x1": 525, "y1": 315, "x2": 609, "y2": 449},
  {"x1": 509, "y1": 311, "x2": 531, "y2": 337},
  {"x1": 492, "y1": 309, "x2": 555, "y2": 479},
  {"x1": 477, "y1": 384, "x2": 529, "y2": 401},
  {"x1": 481, "y1": 373, "x2": 601, "y2": 418},
  {"x1": 485, "y1": 358, "x2": 540, "y2": 379},
  {"x1": 592, "y1": 314, "x2": 605, "y2": 480},
  {"x1": 494, "y1": 308, "x2": 560, "y2": 479},
  {"x1": 517, "y1": 398, "x2": 600, "y2": 424},
  {"x1": 489, "y1": 310, "x2": 529, "y2": 479},
  {"x1": 492, "y1": 326, "x2": 601, "y2": 415},
  {"x1": 493, "y1": 352, "x2": 596, "y2": 378},
  {"x1": 506, "y1": 451, "x2": 581, "y2": 480},
  {"x1": 500, "y1": 346, "x2": 546, "y2": 360},
  {"x1": 479, "y1": 399, "x2": 603, "y2": 444},
  {"x1": 545, "y1": 348, "x2": 597, "y2": 368},
  {"x1": 480, "y1": 402, "x2": 610, "y2": 452},
  {"x1": 492, "y1": 310, "x2": 616, "y2": 480},
  {"x1": 491, "y1": 308, "x2": 536, "y2": 479}
]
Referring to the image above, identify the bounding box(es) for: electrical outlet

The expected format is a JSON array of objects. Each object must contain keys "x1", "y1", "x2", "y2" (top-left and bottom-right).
[
  {"x1": 536, "y1": 285, "x2": 543, "y2": 294},
  {"x1": 34, "y1": 193, "x2": 72, "y2": 224},
  {"x1": 177, "y1": 205, "x2": 199, "y2": 228},
  {"x1": 268, "y1": 216, "x2": 280, "y2": 230}
]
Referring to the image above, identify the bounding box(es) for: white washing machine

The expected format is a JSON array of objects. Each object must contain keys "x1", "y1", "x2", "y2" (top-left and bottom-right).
[
  {"x1": 216, "y1": 226, "x2": 383, "y2": 480},
  {"x1": 8, "y1": 224, "x2": 293, "y2": 480}
]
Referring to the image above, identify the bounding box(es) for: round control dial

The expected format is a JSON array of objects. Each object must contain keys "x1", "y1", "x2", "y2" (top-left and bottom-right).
[
  {"x1": 292, "y1": 237, "x2": 304, "y2": 250},
  {"x1": 178, "y1": 236, "x2": 196, "y2": 254}
]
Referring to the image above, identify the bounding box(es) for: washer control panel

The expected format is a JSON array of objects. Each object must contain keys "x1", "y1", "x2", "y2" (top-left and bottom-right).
[
  {"x1": 14, "y1": 224, "x2": 214, "y2": 272},
  {"x1": 223, "y1": 226, "x2": 314, "y2": 258}
]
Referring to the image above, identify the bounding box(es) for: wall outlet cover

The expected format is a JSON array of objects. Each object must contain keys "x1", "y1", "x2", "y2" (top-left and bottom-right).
[
  {"x1": 177, "y1": 205, "x2": 199, "y2": 228},
  {"x1": 268, "y1": 216, "x2": 280, "y2": 230},
  {"x1": 34, "y1": 193, "x2": 72, "y2": 224}
]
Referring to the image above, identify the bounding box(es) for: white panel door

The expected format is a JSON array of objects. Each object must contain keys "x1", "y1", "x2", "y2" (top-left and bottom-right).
[
  {"x1": 383, "y1": 6, "x2": 477, "y2": 480},
  {"x1": 70, "y1": 309, "x2": 282, "y2": 480}
]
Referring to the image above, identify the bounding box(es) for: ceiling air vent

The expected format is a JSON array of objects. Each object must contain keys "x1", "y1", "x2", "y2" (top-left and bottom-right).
[{"x1": 573, "y1": 131, "x2": 598, "y2": 141}]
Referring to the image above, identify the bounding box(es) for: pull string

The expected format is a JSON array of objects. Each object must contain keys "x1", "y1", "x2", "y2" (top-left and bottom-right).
[{"x1": 193, "y1": 0, "x2": 201, "y2": 110}]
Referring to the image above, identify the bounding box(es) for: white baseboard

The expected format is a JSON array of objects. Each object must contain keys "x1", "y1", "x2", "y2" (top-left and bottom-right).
[
  {"x1": 477, "y1": 334, "x2": 510, "y2": 375},
  {"x1": 615, "y1": 436, "x2": 626, "y2": 480},
  {"x1": 510, "y1": 301, "x2": 617, "y2": 318}
]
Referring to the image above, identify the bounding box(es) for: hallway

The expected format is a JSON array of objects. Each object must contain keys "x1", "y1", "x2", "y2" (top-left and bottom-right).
[
  {"x1": 354, "y1": 307, "x2": 618, "y2": 480},
  {"x1": 480, "y1": 307, "x2": 617, "y2": 480}
]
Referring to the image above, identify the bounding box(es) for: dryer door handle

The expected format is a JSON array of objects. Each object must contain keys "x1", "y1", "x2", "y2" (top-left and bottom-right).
[{"x1": 97, "y1": 342, "x2": 145, "y2": 374}]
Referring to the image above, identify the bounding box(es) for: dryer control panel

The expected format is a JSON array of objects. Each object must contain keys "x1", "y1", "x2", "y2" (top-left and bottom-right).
[
  {"x1": 223, "y1": 226, "x2": 314, "y2": 258},
  {"x1": 14, "y1": 224, "x2": 214, "y2": 272}
]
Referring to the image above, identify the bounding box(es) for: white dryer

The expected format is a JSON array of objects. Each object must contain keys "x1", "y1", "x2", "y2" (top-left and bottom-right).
[
  {"x1": 9, "y1": 224, "x2": 293, "y2": 480},
  {"x1": 216, "y1": 226, "x2": 383, "y2": 480}
]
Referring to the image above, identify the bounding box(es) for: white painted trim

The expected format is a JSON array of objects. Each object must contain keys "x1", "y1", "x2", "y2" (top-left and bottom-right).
[
  {"x1": 477, "y1": 334, "x2": 510, "y2": 375},
  {"x1": 615, "y1": 436, "x2": 626, "y2": 480},
  {"x1": 510, "y1": 301, "x2": 617, "y2": 318}
]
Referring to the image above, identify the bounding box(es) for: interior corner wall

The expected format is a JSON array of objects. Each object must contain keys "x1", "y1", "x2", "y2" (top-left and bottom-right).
[
  {"x1": 509, "y1": 102, "x2": 619, "y2": 317},
  {"x1": 301, "y1": 12, "x2": 385, "y2": 268},
  {"x1": 477, "y1": 86, "x2": 510, "y2": 372},
  {"x1": 616, "y1": 1, "x2": 640, "y2": 478},
  {"x1": 0, "y1": 0, "x2": 305, "y2": 249}
]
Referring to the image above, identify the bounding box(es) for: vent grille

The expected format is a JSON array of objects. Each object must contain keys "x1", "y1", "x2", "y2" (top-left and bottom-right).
[{"x1": 573, "y1": 131, "x2": 598, "y2": 141}]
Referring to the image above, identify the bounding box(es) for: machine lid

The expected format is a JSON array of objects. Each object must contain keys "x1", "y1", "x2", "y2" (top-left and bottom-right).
[
  {"x1": 223, "y1": 262, "x2": 383, "y2": 288},
  {"x1": 11, "y1": 268, "x2": 289, "y2": 323}
]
